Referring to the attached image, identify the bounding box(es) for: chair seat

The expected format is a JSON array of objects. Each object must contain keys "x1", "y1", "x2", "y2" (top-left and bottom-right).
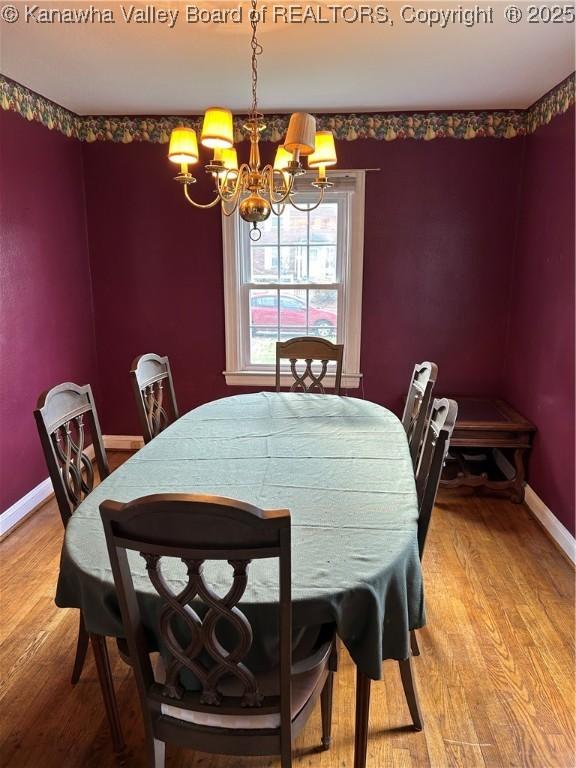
[{"x1": 155, "y1": 644, "x2": 330, "y2": 730}]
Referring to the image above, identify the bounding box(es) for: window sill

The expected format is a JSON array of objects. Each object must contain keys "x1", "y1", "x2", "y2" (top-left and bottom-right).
[{"x1": 223, "y1": 371, "x2": 362, "y2": 388}]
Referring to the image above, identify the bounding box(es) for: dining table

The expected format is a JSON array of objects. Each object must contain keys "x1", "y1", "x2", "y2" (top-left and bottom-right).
[{"x1": 56, "y1": 391, "x2": 424, "y2": 767}]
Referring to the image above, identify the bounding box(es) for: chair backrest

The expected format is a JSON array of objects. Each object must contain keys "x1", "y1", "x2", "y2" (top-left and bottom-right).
[
  {"x1": 130, "y1": 353, "x2": 179, "y2": 443},
  {"x1": 100, "y1": 494, "x2": 292, "y2": 749},
  {"x1": 275, "y1": 337, "x2": 344, "y2": 395},
  {"x1": 414, "y1": 397, "x2": 458, "y2": 558},
  {"x1": 34, "y1": 382, "x2": 109, "y2": 527},
  {"x1": 401, "y1": 362, "x2": 439, "y2": 466}
]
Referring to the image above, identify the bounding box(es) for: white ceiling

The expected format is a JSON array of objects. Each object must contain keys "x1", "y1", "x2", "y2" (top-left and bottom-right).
[{"x1": 1, "y1": 1, "x2": 574, "y2": 114}]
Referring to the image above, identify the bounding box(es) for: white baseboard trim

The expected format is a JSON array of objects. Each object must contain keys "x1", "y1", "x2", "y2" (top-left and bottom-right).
[
  {"x1": 0, "y1": 477, "x2": 54, "y2": 539},
  {"x1": 0, "y1": 440, "x2": 140, "y2": 540},
  {"x1": 524, "y1": 484, "x2": 575, "y2": 564}
]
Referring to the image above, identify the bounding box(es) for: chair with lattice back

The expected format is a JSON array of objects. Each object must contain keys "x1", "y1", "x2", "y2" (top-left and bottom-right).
[
  {"x1": 275, "y1": 337, "x2": 344, "y2": 395},
  {"x1": 401, "y1": 361, "x2": 438, "y2": 466},
  {"x1": 130, "y1": 353, "x2": 180, "y2": 444},
  {"x1": 34, "y1": 382, "x2": 124, "y2": 753},
  {"x1": 100, "y1": 493, "x2": 337, "y2": 768},
  {"x1": 397, "y1": 396, "x2": 458, "y2": 731}
]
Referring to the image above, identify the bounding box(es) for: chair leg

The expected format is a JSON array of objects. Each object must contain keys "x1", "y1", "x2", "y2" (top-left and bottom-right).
[
  {"x1": 354, "y1": 669, "x2": 371, "y2": 768},
  {"x1": 90, "y1": 634, "x2": 126, "y2": 754},
  {"x1": 279, "y1": 719, "x2": 292, "y2": 768},
  {"x1": 280, "y1": 743, "x2": 292, "y2": 768},
  {"x1": 398, "y1": 657, "x2": 423, "y2": 731},
  {"x1": 320, "y1": 671, "x2": 334, "y2": 749},
  {"x1": 410, "y1": 629, "x2": 420, "y2": 657},
  {"x1": 146, "y1": 737, "x2": 165, "y2": 768},
  {"x1": 71, "y1": 612, "x2": 90, "y2": 684}
]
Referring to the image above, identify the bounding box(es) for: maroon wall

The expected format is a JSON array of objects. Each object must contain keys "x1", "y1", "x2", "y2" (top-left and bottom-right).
[
  {"x1": 82, "y1": 136, "x2": 524, "y2": 434},
  {"x1": 337, "y1": 139, "x2": 524, "y2": 410},
  {"x1": 504, "y1": 107, "x2": 575, "y2": 534},
  {"x1": 82, "y1": 141, "x2": 229, "y2": 434},
  {"x1": 0, "y1": 109, "x2": 98, "y2": 513}
]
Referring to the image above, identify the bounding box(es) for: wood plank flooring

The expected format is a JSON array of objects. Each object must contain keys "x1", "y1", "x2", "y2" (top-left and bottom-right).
[{"x1": 1, "y1": 452, "x2": 574, "y2": 767}]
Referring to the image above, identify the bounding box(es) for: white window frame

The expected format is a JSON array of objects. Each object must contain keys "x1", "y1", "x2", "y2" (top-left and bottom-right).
[{"x1": 222, "y1": 169, "x2": 365, "y2": 388}]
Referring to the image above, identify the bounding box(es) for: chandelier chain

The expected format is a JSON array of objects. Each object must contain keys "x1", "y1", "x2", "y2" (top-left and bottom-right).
[{"x1": 250, "y1": 0, "x2": 263, "y2": 117}]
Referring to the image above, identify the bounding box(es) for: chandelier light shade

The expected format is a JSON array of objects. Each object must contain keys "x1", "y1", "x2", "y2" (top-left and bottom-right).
[
  {"x1": 167, "y1": 0, "x2": 337, "y2": 239},
  {"x1": 273, "y1": 145, "x2": 293, "y2": 192},
  {"x1": 214, "y1": 147, "x2": 239, "y2": 172},
  {"x1": 308, "y1": 131, "x2": 338, "y2": 168},
  {"x1": 308, "y1": 131, "x2": 338, "y2": 183},
  {"x1": 273, "y1": 146, "x2": 293, "y2": 171},
  {"x1": 284, "y1": 112, "x2": 317, "y2": 156},
  {"x1": 201, "y1": 108, "x2": 234, "y2": 149},
  {"x1": 168, "y1": 127, "x2": 199, "y2": 165}
]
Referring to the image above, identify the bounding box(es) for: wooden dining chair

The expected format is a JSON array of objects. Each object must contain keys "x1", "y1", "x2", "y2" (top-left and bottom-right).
[
  {"x1": 276, "y1": 337, "x2": 344, "y2": 395},
  {"x1": 100, "y1": 493, "x2": 337, "y2": 768},
  {"x1": 415, "y1": 397, "x2": 458, "y2": 559},
  {"x1": 398, "y1": 396, "x2": 458, "y2": 731},
  {"x1": 401, "y1": 361, "x2": 438, "y2": 467},
  {"x1": 34, "y1": 382, "x2": 124, "y2": 753},
  {"x1": 130, "y1": 353, "x2": 179, "y2": 444}
]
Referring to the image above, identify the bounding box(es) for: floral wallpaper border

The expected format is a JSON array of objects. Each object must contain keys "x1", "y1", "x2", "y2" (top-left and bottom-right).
[{"x1": 1, "y1": 72, "x2": 573, "y2": 144}]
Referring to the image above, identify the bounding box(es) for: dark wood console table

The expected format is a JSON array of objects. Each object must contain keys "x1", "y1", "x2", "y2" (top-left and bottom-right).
[{"x1": 440, "y1": 398, "x2": 536, "y2": 503}]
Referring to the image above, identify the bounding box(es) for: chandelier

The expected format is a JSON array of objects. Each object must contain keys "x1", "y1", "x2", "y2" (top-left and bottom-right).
[{"x1": 167, "y1": 0, "x2": 338, "y2": 240}]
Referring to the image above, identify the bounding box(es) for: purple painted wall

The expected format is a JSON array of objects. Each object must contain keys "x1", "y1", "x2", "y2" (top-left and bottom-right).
[
  {"x1": 504, "y1": 107, "x2": 575, "y2": 535},
  {"x1": 82, "y1": 137, "x2": 523, "y2": 433},
  {"x1": 0, "y1": 109, "x2": 98, "y2": 513},
  {"x1": 337, "y1": 139, "x2": 524, "y2": 411},
  {"x1": 82, "y1": 141, "x2": 229, "y2": 434}
]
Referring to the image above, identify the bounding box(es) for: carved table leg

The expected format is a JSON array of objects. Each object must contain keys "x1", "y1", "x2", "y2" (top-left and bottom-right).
[
  {"x1": 511, "y1": 447, "x2": 527, "y2": 503},
  {"x1": 354, "y1": 668, "x2": 371, "y2": 768},
  {"x1": 90, "y1": 634, "x2": 125, "y2": 754}
]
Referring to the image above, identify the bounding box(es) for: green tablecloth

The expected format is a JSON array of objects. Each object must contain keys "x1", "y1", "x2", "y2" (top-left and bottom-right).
[{"x1": 56, "y1": 392, "x2": 424, "y2": 680}]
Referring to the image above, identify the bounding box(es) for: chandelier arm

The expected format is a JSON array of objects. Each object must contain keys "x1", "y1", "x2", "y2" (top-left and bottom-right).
[
  {"x1": 288, "y1": 187, "x2": 326, "y2": 212},
  {"x1": 183, "y1": 184, "x2": 222, "y2": 210},
  {"x1": 265, "y1": 166, "x2": 295, "y2": 205},
  {"x1": 217, "y1": 164, "x2": 249, "y2": 202},
  {"x1": 221, "y1": 198, "x2": 241, "y2": 217},
  {"x1": 270, "y1": 202, "x2": 286, "y2": 217}
]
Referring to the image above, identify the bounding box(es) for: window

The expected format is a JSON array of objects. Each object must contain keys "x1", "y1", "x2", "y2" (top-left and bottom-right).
[{"x1": 222, "y1": 170, "x2": 365, "y2": 387}]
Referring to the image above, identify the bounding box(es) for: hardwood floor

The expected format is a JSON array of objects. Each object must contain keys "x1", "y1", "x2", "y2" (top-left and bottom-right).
[{"x1": 1, "y1": 453, "x2": 574, "y2": 767}]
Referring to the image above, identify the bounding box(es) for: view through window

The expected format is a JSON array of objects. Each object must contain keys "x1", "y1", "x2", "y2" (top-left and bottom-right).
[{"x1": 243, "y1": 200, "x2": 341, "y2": 366}]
